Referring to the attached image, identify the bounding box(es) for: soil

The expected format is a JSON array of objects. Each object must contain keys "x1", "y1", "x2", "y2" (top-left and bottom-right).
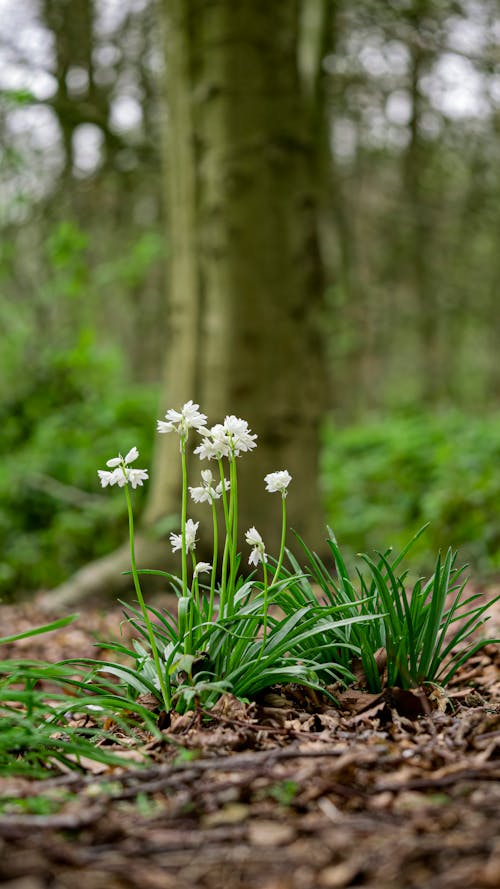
[{"x1": 0, "y1": 592, "x2": 499, "y2": 889}]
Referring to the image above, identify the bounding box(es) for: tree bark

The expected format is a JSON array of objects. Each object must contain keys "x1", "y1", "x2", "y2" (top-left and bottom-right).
[{"x1": 145, "y1": 0, "x2": 328, "y2": 557}]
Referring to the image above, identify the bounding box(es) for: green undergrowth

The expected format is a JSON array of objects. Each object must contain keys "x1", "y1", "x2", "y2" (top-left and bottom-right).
[
  {"x1": 0, "y1": 339, "x2": 158, "y2": 598},
  {"x1": 322, "y1": 410, "x2": 500, "y2": 576},
  {"x1": 0, "y1": 615, "x2": 160, "y2": 778},
  {"x1": 2, "y1": 393, "x2": 499, "y2": 598}
]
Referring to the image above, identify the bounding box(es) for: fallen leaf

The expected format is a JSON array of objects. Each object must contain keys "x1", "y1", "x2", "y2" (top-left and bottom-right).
[{"x1": 248, "y1": 820, "x2": 296, "y2": 846}]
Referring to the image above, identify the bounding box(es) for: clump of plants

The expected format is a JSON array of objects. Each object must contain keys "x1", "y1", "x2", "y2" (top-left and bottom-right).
[
  {"x1": 75, "y1": 404, "x2": 371, "y2": 714},
  {"x1": 67, "y1": 401, "x2": 499, "y2": 715},
  {"x1": 3, "y1": 400, "x2": 499, "y2": 776},
  {"x1": 275, "y1": 527, "x2": 498, "y2": 692}
]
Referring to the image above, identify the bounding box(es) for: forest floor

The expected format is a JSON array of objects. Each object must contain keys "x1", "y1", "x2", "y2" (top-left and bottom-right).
[{"x1": 0, "y1": 591, "x2": 499, "y2": 889}]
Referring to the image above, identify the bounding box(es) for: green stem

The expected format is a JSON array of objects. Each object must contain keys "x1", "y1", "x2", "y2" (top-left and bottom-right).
[
  {"x1": 260, "y1": 556, "x2": 270, "y2": 655},
  {"x1": 209, "y1": 501, "x2": 218, "y2": 622},
  {"x1": 227, "y1": 456, "x2": 238, "y2": 615},
  {"x1": 186, "y1": 551, "x2": 199, "y2": 652},
  {"x1": 271, "y1": 495, "x2": 288, "y2": 585},
  {"x1": 125, "y1": 484, "x2": 170, "y2": 711},
  {"x1": 191, "y1": 552, "x2": 200, "y2": 613},
  {"x1": 219, "y1": 460, "x2": 233, "y2": 618},
  {"x1": 218, "y1": 458, "x2": 230, "y2": 532},
  {"x1": 180, "y1": 438, "x2": 188, "y2": 600}
]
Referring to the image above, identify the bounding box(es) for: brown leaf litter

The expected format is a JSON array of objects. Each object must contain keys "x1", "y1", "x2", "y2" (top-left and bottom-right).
[{"x1": 0, "y1": 594, "x2": 498, "y2": 889}]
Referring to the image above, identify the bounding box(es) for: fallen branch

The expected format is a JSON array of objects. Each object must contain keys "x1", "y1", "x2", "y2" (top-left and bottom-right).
[
  {"x1": 0, "y1": 803, "x2": 105, "y2": 835},
  {"x1": 39, "y1": 533, "x2": 173, "y2": 611}
]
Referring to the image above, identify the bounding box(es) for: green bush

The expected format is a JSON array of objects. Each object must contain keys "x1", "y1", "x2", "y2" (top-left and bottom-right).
[
  {"x1": 321, "y1": 410, "x2": 500, "y2": 576},
  {"x1": 0, "y1": 338, "x2": 158, "y2": 598}
]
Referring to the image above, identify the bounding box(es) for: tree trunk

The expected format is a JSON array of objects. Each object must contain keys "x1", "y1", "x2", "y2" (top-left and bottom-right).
[
  {"x1": 404, "y1": 0, "x2": 439, "y2": 403},
  {"x1": 45, "y1": 0, "x2": 329, "y2": 609},
  {"x1": 145, "y1": 0, "x2": 328, "y2": 556}
]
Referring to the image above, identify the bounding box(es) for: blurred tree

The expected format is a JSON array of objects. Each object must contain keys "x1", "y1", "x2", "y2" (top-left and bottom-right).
[
  {"x1": 403, "y1": 0, "x2": 440, "y2": 402},
  {"x1": 322, "y1": 0, "x2": 500, "y2": 413},
  {"x1": 47, "y1": 0, "x2": 330, "y2": 607},
  {"x1": 0, "y1": 0, "x2": 165, "y2": 384},
  {"x1": 144, "y1": 0, "x2": 328, "y2": 551}
]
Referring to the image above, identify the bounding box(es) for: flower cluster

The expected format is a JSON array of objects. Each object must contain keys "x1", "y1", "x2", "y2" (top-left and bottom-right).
[
  {"x1": 189, "y1": 469, "x2": 230, "y2": 504},
  {"x1": 170, "y1": 518, "x2": 199, "y2": 553},
  {"x1": 157, "y1": 400, "x2": 207, "y2": 442},
  {"x1": 264, "y1": 470, "x2": 292, "y2": 495},
  {"x1": 194, "y1": 415, "x2": 257, "y2": 460},
  {"x1": 194, "y1": 561, "x2": 212, "y2": 578},
  {"x1": 245, "y1": 526, "x2": 266, "y2": 566},
  {"x1": 99, "y1": 405, "x2": 293, "y2": 577},
  {"x1": 97, "y1": 447, "x2": 149, "y2": 489}
]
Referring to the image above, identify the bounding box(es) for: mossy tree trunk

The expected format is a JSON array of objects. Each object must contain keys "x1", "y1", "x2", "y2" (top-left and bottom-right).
[{"x1": 144, "y1": 0, "x2": 328, "y2": 556}]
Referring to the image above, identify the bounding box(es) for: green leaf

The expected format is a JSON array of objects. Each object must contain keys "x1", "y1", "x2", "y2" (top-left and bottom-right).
[{"x1": 0, "y1": 613, "x2": 79, "y2": 645}]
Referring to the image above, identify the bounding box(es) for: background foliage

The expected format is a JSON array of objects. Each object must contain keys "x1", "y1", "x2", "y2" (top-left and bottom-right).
[{"x1": 1, "y1": 0, "x2": 499, "y2": 597}]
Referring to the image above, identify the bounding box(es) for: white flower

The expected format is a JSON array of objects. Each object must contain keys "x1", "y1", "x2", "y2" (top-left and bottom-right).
[
  {"x1": 222, "y1": 415, "x2": 257, "y2": 456},
  {"x1": 157, "y1": 401, "x2": 207, "y2": 439},
  {"x1": 97, "y1": 467, "x2": 122, "y2": 487},
  {"x1": 264, "y1": 470, "x2": 292, "y2": 495},
  {"x1": 194, "y1": 561, "x2": 212, "y2": 577},
  {"x1": 245, "y1": 526, "x2": 264, "y2": 548},
  {"x1": 189, "y1": 469, "x2": 230, "y2": 503},
  {"x1": 169, "y1": 519, "x2": 199, "y2": 553},
  {"x1": 98, "y1": 448, "x2": 148, "y2": 488},
  {"x1": 194, "y1": 434, "x2": 229, "y2": 461},
  {"x1": 245, "y1": 526, "x2": 266, "y2": 566},
  {"x1": 126, "y1": 468, "x2": 149, "y2": 489},
  {"x1": 195, "y1": 415, "x2": 257, "y2": 460},
  {"x1": 104, "y1": 446, "x2": 139, "y2": 469}
]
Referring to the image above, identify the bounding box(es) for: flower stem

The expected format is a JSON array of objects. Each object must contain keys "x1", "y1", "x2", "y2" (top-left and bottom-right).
[
  {"x1": 271, "y1": 495, "x2": 288, "y2": 585},
  {"x1": 209, "y1": 501, "x2": 218, "y2": 622},
  {"x1": 125, "y1": 484, "x2": 170, "y2": 712},
  {"x1": 180, "y1": 438, "x2": 188, "y2": 599},
  {"x1": 261, "y1": 557, "x2": 270, "y2": 655},
  {"x1": 187, "y1": 551, "x2": 199, "y2": 652},
  {"x1": 218, "y1": 458, "x2": 230, "y2": 532},
  {"x1": 219, "y1": 459, "x2": 232, "y2": 618},
  {"x1": 227, "y1": 456, "x2": 238, "y2": 616}
]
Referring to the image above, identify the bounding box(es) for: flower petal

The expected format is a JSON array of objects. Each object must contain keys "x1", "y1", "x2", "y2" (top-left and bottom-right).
[{"x1": 124, "y1": 446, "x2": 139, "y2": 464}]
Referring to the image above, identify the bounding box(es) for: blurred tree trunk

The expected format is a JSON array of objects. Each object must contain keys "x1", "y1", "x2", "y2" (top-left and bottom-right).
[
  {"x1": 144, "y1": 0, "x2": 327, "y2": 556},
  {"x1": 404, "y1": 0, "x2": 439, "y2": 403},
  {"x1": 46, "y1": 0, "x2": 329, "y2": 609},
  {"x1": 313, "y1": 0, "x2": 369, "y2": 417}
]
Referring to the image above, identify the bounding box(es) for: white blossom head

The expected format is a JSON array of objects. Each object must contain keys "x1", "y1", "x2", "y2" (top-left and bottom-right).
[
  {"x1": 194, "y1": 431, "x2": 229, "y2": 461},
  {"x1": 195, "y1": 415, "x2": 257, "y2": 460},
  {"x1": 98, "y1": 447, "x2": 148, "y2": 489},
  {"x1": 193, "y1": 561, "x2": 212, "y2": 578},
  {"x1": 245, "y1": 526, "x2": 266, "y2": 566},
  {"x1": 157, "y1": 401, "x2": 207, "y2": 442},
  {"x1": 169, "y1": 519, "x2": 199, "y2": 554},
  {"x1": 222, "y1": 415, "x2": 257, "y2": 456},
  {"x1": 189, "y1": 469, "x2": 230, "y2": 504},
  {"x1": 264, "y1": 470, "x2": 292, "y2": 496}
]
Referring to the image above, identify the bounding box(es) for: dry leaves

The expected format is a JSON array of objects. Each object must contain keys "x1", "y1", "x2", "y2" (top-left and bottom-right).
[{"x1": 0, "y1": 596, "x2": 499, "y2": 889}]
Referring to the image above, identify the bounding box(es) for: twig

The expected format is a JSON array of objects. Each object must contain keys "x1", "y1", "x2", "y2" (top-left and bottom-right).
[
  {"x1": 0, "y1": 803, "x2": 105, "y2": 835},
  {"x1": 375, "y1": 762, "x2": 500, "y2": 793},
  {"x1": 27, "y1": 473, "x2": 106, "y2": 508}
]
